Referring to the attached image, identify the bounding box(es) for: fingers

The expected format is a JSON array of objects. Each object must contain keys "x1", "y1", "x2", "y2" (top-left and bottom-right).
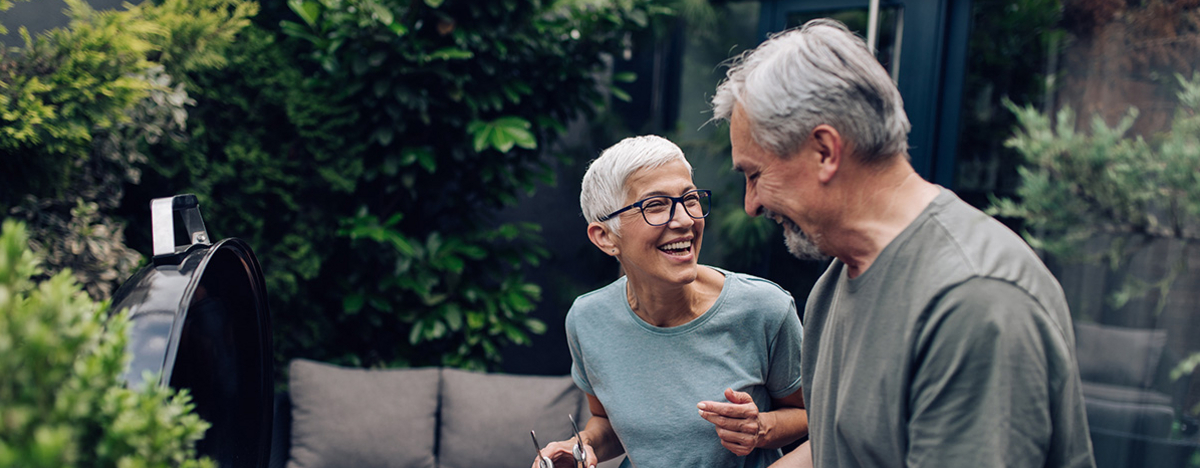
[
  {"x1": 548, "y1": 440, "x2": 597, "y2": 468},
  {"x1": 698, "y1": 409, "x2": 760, "y2": 433},
  {"x1": 534, "y1": 441, "x2": 579, "y2": 468},
  {"x1": 699, "y1": 389, "x2": 764, "y2": 456},
  {"x1": 698, "y1": 388, "x2": 759, "y2": 419},
  {"x1": 582, "y1": 444, "x2": 598, "y2": 468},
  {"x1": 719, "y1": 437, "x2": 755, "y2": 456},
  {"x1": 725, "y1": 387, "x2": 755, "y2": 404},
  {"x1": 696, "y1": 398, "x2": 758, "y2": 420},
  {"x1": 714, "y1": 423, "x2": 759, "y2": 446},
  {"x1": 715, "y1": 432, "x2": 753, "y2": 456},
  {"x1": 697, "y1": 401, "x2": 758, "y2": 419}
]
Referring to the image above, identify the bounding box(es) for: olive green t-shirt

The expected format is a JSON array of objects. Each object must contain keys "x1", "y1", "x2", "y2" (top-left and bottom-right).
[{"x1": 801, "y1": 188, "x2": 1095, "y2": 467}]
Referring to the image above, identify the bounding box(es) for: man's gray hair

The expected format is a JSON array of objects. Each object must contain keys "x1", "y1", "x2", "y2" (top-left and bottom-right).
[
  {"x1": 711, "y1": 18, "x2": 910, "y2": 163},
  {"x1": 580, "y1": 135, "x2": 692, "y2": 234}
]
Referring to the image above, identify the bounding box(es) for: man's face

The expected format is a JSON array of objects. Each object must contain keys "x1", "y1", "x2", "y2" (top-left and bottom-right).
[{"x1": 729, "y1": 105, "x2": 828, "y2": 261}]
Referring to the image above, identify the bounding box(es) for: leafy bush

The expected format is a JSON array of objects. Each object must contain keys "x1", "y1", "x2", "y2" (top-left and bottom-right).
[
  {"x1": 2, "y1": 0, "x2": 659, "y2": 373},
  {"x1": 0, "y1": 0, "x2": 255, "y2": 300},
  {"x1": 0, "y1": 219, "x2": 213, "y2": 468},
  {"x1": 125, "y1": 0, "x2": 661, "y2": 373},
  {"x1": 990, "y1": 74, "x2": 1200, "y2": 286}
]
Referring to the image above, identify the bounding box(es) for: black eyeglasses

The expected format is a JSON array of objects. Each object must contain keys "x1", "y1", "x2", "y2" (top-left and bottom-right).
[{"x1": 598, "y1": 189, "x2": 712, "y2": 226}]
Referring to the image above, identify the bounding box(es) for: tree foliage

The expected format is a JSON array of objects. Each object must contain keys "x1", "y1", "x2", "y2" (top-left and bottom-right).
[
  {"x1": 122, "y1": 0, "x2": 660, "y2": 373},
  {"x1": 0, "y1": 0, "x2": 256, "y2": 300},
  {"x1": 1, "y1": 0, "x2": 659, "y2": 375},
  {"x1": 0, "y1": 219, "x2": 213, "y2": 468}
]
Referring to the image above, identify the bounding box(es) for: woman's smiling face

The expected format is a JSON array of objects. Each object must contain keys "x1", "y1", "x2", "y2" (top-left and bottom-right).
[{"x1": 611, "y1": 159, "x2": 705, "y2": 286}]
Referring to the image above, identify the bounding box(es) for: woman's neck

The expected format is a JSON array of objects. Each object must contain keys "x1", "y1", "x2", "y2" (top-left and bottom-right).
[{"x1": 624, "y1": 266, "x2": 722, "y2": 327}]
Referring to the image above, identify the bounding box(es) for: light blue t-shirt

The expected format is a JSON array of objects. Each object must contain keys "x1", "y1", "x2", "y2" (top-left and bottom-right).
[{"x1": 566, "y1": 267, "x2": 804, "y2": 468}]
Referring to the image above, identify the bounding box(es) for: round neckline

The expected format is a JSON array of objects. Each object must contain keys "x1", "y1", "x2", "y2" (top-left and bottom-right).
[
  {"x1": 621, "y1": 265, "x2": 731, "y2": 335},
  {"x1": 845, "y1": 187, "x2": 950, "y2": 293}
]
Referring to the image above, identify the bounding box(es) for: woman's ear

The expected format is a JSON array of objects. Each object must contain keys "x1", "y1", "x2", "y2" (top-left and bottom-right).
[{"x1": 587, "y1": 222, "x2": 619, "y2": 257}]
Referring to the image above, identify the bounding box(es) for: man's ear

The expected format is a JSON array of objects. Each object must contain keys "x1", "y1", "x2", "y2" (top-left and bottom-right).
[
  {"x1": 587, "y1": 222, "x2": 620, "y2": 257},
  {"x1": 811, "y1": 124, "x2": 843, "y2": 184}
]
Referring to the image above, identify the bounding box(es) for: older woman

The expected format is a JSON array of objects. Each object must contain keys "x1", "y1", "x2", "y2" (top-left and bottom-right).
[{"x1": 534, "y1": 135, "x2": 807, "y2": 468}]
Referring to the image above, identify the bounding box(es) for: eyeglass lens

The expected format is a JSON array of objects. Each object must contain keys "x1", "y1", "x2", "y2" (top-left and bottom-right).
[{"x1": 641, "y1": 191, "x2": 710, "y2": 226}]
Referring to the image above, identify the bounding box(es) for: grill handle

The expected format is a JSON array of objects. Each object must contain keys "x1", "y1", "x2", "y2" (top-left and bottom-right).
[{"x1": 152, "y1": 194, "x2": 211, "y2": 258}]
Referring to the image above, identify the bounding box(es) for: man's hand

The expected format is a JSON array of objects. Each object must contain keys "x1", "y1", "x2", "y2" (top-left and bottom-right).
[{"x1": 698, "y1": 388, "x2": 770, "y2": 456}]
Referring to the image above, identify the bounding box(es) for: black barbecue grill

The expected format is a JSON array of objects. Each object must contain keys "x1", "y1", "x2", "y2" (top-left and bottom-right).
[{"x1": 110, "y1": 194, "x2": 274, "y2": 468}]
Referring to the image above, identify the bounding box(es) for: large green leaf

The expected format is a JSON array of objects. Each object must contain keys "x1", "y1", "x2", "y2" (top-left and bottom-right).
[
  {"x1": 287, "y1": 0, "x2": 321, "y2": 27},
  {"x1": 468, "y1": 116, "x2": 537, "y2": 153}
]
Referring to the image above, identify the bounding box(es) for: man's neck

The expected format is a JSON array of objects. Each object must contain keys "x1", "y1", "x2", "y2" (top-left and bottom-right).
[{"x1": 827, "y1": 160, "x2": 940, "y2": 278}]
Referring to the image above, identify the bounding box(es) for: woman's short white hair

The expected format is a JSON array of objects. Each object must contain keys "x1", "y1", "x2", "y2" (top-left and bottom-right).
[
  {"x1": 580, "y1": 135, "x2": 692, "y2": 234},
  {"x1": 711, "y1": 18, "x2": 910, "y2": 163}
]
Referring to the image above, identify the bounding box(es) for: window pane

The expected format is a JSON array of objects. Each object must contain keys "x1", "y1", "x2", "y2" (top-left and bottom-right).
[
  {"x1": 786, "y1": 7, "x2": 904, "y2": 80},
  {"x1": 956, "y1": 1, "x2": 1200, "y2": 465}
]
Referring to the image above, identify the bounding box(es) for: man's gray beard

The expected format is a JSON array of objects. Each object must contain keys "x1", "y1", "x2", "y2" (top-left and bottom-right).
[
  {"x1": 765, "y1": 210, "x2": 829, "y2": 261},
  {"x1": 783, "y1": 227, "x2": 827, "y2": 261}
]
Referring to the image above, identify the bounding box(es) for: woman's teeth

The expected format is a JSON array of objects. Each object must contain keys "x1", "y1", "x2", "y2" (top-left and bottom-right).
[{"x1": 659, "y1": 240, "x2": 691, "y2": 253}]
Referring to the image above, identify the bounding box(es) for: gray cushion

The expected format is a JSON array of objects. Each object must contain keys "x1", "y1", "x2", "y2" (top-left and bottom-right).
[
  {"x1": 438, "y1": 369, "x2": 588, "y2": 468},
  {"x1": 1083, "y1": 391, "x2": 1176, "y2": 438},
  {"x1": 286, "y1": 359, "x2": 439, "y2": 468},
  {"x1": 1074, "y1": 322, "x2": 1166, "y2": 389},
  {"x1": 1081, "y1": 381, "x2": 1173, "y2": 407}
]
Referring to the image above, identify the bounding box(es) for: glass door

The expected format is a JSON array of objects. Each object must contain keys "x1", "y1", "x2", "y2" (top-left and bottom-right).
[{"x1": 759, "y1": 0, "x2": 972, "y2": 188}]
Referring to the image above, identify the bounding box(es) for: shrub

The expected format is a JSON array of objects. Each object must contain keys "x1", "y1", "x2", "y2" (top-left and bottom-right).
[
  {"x1": 0, "y1": 0, "x2": 255, "y2": 301},
  {"x1": 0, "y1": 219, "x2": 213, "y2": 468},
  {"x1": 127, "y1": 0, "x2": 662, "y2": 372}
]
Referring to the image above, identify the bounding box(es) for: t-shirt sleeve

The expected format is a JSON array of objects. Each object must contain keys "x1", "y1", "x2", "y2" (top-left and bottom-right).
[
  {"x1": 906, "y1": 277, "x2": 1058, "y2": 467},
  {"x1": 565, "y1": 307, "x2": 595, "y2": 395},
  {"x1": 766, "y1": 297, "x2": 804, "y2": 399}
]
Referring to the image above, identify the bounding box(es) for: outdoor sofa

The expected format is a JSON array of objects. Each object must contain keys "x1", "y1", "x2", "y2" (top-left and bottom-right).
[{"x1": 268, "y1": 359, "x2": 623, "y2": 468}]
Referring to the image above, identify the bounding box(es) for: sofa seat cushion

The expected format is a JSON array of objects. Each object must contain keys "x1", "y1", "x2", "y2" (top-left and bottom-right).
[
  {"x1": 287, "y1": 359, "x2": 440, "y2": 468},
  {"x1": 438, "y1": 369, "x2": 589, "y2": 468},
  {"x1": 1074, "y1": 322, "x2": 1166, "y2": 389},
  {"x1": 1083, "y1": 393, "x2": 1176, "y2": 438},
  {"x1": 1081, "y1": 381, "x2": 1173, "y2": 407}
]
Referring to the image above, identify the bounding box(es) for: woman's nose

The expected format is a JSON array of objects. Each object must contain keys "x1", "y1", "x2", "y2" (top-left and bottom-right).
[{"x1": 667, "y1": 201, "x2": 695, "y2": 228}]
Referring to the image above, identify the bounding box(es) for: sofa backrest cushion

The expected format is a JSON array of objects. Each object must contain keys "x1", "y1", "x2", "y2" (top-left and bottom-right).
[
  {"x1": 1075, "y1": 322, "x2": 1167, "y2": 389},
  {"x1": 286, "y1": 359, "x2": 440, "y2": 468},
  {"x1": 438, "y1": 368, "x2": 588, "y2": 468}
]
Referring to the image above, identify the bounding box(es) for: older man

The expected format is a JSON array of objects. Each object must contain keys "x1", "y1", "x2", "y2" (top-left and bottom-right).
[{"x1": 708, "y1": 19, "x2": 1096, "y2": 468}]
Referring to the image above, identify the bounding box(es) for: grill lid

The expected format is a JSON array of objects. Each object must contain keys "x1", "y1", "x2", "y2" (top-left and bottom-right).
[{"x1": 111, "y1": 194, "x2": 274, "y2": 468}]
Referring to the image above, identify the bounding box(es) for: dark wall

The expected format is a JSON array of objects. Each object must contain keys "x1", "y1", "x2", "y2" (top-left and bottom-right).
[
  {"x1": 496, "y1": 124, "x2": 624, "y2": 376},
  {"x1": 1, "y1": 0, "x2": 132, "y2": 44}
]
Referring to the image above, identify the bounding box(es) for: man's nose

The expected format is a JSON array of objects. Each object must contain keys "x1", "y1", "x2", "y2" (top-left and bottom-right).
[{"x1": 744, "y1": 186, "x2": 763, "y2": 217}]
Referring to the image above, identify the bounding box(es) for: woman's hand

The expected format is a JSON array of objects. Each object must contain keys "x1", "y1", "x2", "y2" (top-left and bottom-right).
[
  {"x1": 697, "y1": 388, "x2": 768, "y2": 456},
  {"x1": 699, "y1": 387, "x2": 807, "y2": 455},
  {"x1": 532, "y1": 438, "x2": 597, "y2": 468}
]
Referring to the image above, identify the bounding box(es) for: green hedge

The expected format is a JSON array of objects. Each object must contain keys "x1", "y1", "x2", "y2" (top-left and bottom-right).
[
  {"x1": 2, "y1": 0, "x2": 660, "y2": 375},
  {"x1": 0, "y1": 0, "x2": 255, "y2": 300},
  {"x1": 123, "y1": 0, "x2": 663, "y2": 373}
]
